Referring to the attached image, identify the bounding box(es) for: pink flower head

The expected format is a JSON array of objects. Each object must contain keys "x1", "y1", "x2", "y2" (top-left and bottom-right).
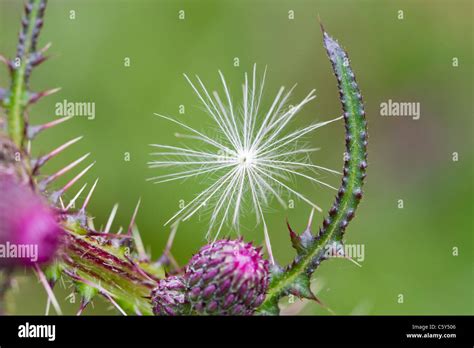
[{"x1": 0, "y1": 174, "x2": 62, "y2": 266}]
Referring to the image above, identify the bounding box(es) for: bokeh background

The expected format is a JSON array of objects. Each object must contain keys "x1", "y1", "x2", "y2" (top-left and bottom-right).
[{"x1": 0, "y1": 0, "x2": 472, "y2": 315}]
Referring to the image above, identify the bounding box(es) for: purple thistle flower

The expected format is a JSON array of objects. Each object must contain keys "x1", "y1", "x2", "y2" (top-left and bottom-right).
[
  {"x1": 0, "y1": 173, "x2": 62, "y2": 266},
  {"x1": 185, "y1": 238, "x2": 269, "y2": 315},
  {"x1": 151, "y1": 276, "x2": 188, "y2": 316}
]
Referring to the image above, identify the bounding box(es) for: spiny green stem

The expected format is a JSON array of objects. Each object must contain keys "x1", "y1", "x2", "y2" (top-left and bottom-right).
[
  {"x1": 55, "y1": 222, "x2": 165, "y2": 315},
  {"x1": 2, "y1": 0, "x2": 165, "y2": 315},
  {"x1": 257, "y1": 27, "x2": 368, "y2": 315},
  {"x1": 5, "y1": 0, "x2": 46, "y2": 148}
]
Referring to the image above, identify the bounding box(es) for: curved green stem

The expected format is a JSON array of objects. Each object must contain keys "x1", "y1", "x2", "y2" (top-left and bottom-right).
[{"x1": 257, "y1": 27, "x2": 368, "y2": 315}]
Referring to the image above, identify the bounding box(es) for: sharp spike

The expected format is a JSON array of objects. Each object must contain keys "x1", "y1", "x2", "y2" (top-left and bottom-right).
[
  {"x1": 286, "y1": 219, "x2": 296, "y2": 237},
  {"x1": 127, "y1": 199, "x2": 141, "y2": 235},
  {"x1": 104, "y1": 203, "x2": 119, "y2": 233},
  {"x1": 80, "y1": 178, "x2": 99, "y2": 212},
  {"x1": 49, "y1": 161, "x2": 95, "y2": 203},
  {"x1": 164, "y1": 222, "x2": 179, "y2": 254},
  {"x1": 0, "y1": 54, "x2": 12, "y2": 70},
  {"x1": 30, "y1": 52, "x2": 48, "y2": 67},
  {"x1": 344, "y1": 255, "x2": 363, "y2": 268},
  {"x1": 58, "y1": 196, "x2": 66, "y2": 210},
  {"x1": 33, "y1": 136, "x2": 83, "y2": 172},
  {"x1": 307, "y1": 208, "x2": 315, "y2": 230},
  {"x1": 0, "y1": 54, "x2": 8, "y2": 65},
  {"x1": 124, "y1": 254, "x2": 155, "y2": 283},
  {"x1": 76, "y1": 300, "x2": 88, "y2": 316},
  {"x1": 102, "y1": 291, "x2": 127, "y2": 316},
  {"x1": 28, "y1": 87, "x2": 61, "y2": 104},
  {"x1": 87, "y1": 215, "x2": 95, "y2": 230},
  {"x1": 34, "y1": 264, "x2": 62, "y2": 315},
  {"x1": 132, "y1": 225, "x2": 148, "y2": 261},
  {"x1": 39, "y1": 153, "x2": 90, "y2": 190},
  {"x1": 45, "y1": 298, "x2": 51, "y2": 316},
  {"x1": 39, "y1": 41, "x2": 52, "y2": 54},
  {"x1": 27, "y1": 116, "x2": 73, "y2": 139},
  {"x1": 65, "y1": 182, "x2": 88, "y2": 210},
  {"x1": 30, "y1": 42, "x2": 52, "y2": 67},
  {"x1": 87, "y1": 231, "x2": 132, "y2": 239}
]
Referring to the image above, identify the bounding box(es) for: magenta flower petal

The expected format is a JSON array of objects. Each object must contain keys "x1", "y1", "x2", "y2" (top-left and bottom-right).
[{"x1": 0, "y1": 174, "x2": 62, "y2": 266}]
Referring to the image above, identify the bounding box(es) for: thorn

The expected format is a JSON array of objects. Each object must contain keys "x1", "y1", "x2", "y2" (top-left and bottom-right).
[
  {"x1": 34, "y1": 264, "x2": 62, "y2": 315},
  {"x1": 39, "y1": 41, "x2": 52, "y2": 54},
  {"x1": 0, "y1": 54, "x2": 9, "y2": 65},
  {"x1": 317, "y1": 14, "x2": 325, "y2": 33},
  {"x1": 312, "y1": 295, "x2": 336, "y2": 315},
  {"x1": 124, "y1": 254, "x2": 155, "y2": 283},
  {"x1": 104, "y1": 204, "x2": 119, "y2": 233},
  {"x1": 0, "y1": 54, "x2": 12, "y2": 70},
  {"x1": 65, "y1": 182, "x2": 88, "y2": 210},
  {"x1": 287, "y1": 218, "x2": 305, "y2": 253},
  {"x1": 28, "y1": 87, "x2": 61, "y2": 104},
  {"x1": 58, "y1": 196, "x2": 66, "y2": 210},
  {"x1": 86, "y1": 214, "x2": 96, "y2": 230},
  {"x1": 39, "y1": 153, "x2": 91, "y2": 190},
  {"x1": 87, "y1": 231, "x2": 132, "y2": 239},
  {"x1": 49, "y1": 161, "x2": 96, "y2": 203},
  {"x1": 27, "y1": 116, "x2": 73, "y2": 139},
  {"x1": 307, "y1": 208, "x2": 315, "y2": 230},
  {"x1": 76, "y1": 299, "x2": 88, "y2": 316},
  {"x1": 344, "y1": 255, "x2": 363, "y2": 268},
  {"x1": 134, "y1": 306, "x2": 143, "y2": 316},
  {"x1": 286, "y1": 218, "x2": 297, "y2": 238},
  {"x1": 45, "y1": 298, "x2": 51, "y2": 315},
  {"x1": 132, "y1": 225, "x2": 148, "y2": 261},
  {"x1": 80, "y1": 178, "x2": 99, "y2": 213},
  {"x1": 262, "y1": 222, "x2": 275, "y2": 265},
  {"x1": 127, "y1": 199, "x2": 141, "y2": 236},
  {"x1": 102, "y1": 292, "x2": 127, "y2": 316},
  {"x1": 30, "y1": 52, "x2": 48, "y2": 67},
  {"x1": 32, "y1": 136, "x2": 83, "y2": 172},
  {"x1": 164, "y1": 222, "x2": 179, "y2": 254},
  {"x1": 165, "y1": 252, "x2": 181, "y2": 272}
]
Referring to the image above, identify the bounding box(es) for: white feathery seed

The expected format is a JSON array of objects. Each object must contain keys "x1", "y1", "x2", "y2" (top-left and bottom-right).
[{"x1": 149, "y1": 65, "x2": 342, "y2": 263}]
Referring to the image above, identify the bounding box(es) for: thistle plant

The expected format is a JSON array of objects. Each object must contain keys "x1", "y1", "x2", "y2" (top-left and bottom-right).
[
  {"x1": 184, "y1": 238, "x2": 269, "y2": 315},
  {"x1": 0, "y1": 0, "x2": 367, "y2": 316}
]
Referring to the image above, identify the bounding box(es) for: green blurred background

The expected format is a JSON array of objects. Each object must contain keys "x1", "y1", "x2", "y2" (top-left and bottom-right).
[{"x1": 0, "y1": 0, "x2": 472, "y2": 315}]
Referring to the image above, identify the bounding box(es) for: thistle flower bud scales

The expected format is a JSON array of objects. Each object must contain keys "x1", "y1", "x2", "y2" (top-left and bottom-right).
[{"x1": 185, "y1": 238, "x2": 269, "y2": 315}]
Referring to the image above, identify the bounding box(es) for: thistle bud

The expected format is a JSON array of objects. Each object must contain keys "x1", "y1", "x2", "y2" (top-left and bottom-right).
[
  {"x1": 185, "y1": 238, "x2": 269, "y2": 315},
  {"x1": 0, "y1": 174, "x2": 62, "y2": 266},
  {"x1": 151, "y1": 276, "x2": 188, "y2": 316}
]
